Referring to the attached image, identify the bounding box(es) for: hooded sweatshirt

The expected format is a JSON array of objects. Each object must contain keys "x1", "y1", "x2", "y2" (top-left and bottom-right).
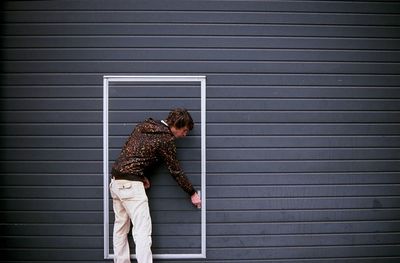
[{"x1": 111, "y1": 118, "x2": 196, "y2": 196}]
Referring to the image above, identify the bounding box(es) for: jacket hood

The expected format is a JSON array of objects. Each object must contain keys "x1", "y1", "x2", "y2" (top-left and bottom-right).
[{"x1": 139, "y1": 118, "x2": 171, "y2": 134}]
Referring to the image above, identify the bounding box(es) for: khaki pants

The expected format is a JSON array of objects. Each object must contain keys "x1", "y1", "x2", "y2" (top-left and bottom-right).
[{"x1": 110, "y1": 179, "x2": 153, "y2": 263}]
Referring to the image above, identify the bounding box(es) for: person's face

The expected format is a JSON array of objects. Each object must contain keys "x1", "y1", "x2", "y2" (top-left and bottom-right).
[{"x1": 170, "y1": 126, "x2": 190, "y2": 138}]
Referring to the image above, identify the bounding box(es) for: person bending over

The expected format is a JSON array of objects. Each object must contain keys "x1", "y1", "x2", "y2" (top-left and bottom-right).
[{"x1": 109, "y1": 108, "x2": 201, "y2": 263}]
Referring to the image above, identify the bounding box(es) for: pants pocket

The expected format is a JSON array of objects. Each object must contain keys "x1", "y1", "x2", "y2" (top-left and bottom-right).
[
  {"x1": 117, "y1": 181, "x2": 132, "y2": 189},
  {"x1": 120, "y1": 183, "x2": 145, "y2": 200}
]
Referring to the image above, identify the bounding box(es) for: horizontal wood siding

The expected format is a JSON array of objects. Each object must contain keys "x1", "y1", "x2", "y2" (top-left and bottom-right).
[
  {"x1": 107, "y1": 81, "x2": 203, "y2": 255},
  {"x1": 1, "y1": 0, "x2": 400, "y2": 262}
]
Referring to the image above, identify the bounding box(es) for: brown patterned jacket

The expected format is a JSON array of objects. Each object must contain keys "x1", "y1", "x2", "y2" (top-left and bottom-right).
[{"x1": 111, "y1": 118, "x2": 196, "y2": 196}]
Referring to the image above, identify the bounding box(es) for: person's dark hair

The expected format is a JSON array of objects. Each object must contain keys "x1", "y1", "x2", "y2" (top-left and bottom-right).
[{"x1": 166, "y1": 108, "x2": 194, "y2": 130}]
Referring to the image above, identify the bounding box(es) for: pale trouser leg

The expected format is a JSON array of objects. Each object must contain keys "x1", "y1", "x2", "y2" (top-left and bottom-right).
[
  {"x1": 110, "y1": 180, "x2": 153, "y2": 263},
  {"x1": 112, "y1": 198, "x2": 132, "y2": 263},
  {"x1": 128, "y1": 194, "x2": 152, "y2": 263}
]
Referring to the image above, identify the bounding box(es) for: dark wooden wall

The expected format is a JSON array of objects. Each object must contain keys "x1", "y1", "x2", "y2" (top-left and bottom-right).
[{"x1": 1, "y1": 1, "x2": 400, "y2": 262}]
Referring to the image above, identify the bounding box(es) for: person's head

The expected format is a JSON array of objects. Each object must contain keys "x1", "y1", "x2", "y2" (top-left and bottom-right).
[{"x1": 166, "y1": 108, "x2": 194, "y2": 138}]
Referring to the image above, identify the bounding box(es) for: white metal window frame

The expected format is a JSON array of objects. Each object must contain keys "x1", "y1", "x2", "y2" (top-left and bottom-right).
[{"x1": 103, "y1": 75, "x2": 207, "y2": 259}]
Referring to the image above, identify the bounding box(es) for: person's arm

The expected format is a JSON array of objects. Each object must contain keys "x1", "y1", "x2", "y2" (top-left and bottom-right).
[{"x1": 159, "y1": 138, "x2": 201, "y2": 207}]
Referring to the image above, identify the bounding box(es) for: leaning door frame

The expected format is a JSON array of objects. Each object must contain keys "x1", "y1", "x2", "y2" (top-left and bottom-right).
[{"x1": 103, "y1": 75, "x2": 207, "y2": 259}]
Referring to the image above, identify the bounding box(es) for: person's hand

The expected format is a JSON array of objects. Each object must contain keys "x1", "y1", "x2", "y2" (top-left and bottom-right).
[
  {"x1": 143, "y1": 177, "x2": 151, "y2": 189},
  {"x1": 191, "y1": 192, "x2": 201, "y2": 209}
]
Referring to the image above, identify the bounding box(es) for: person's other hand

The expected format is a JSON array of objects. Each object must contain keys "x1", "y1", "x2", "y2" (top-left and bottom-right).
[
  {"x1": 143, "y1": 177, "x2": 151, "y2": 189},
  {"x1": 191, "y1": 192, "x2": 201, "y2": 209}
]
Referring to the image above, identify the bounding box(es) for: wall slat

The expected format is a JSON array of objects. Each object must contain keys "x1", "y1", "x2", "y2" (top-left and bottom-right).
[{"x1": 1, "y1": 0, "x2": 399, "y2": 262}]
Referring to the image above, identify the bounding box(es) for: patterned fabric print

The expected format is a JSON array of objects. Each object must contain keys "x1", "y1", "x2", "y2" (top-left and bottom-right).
[{"x1": 112, "y1": 118, "x2": 196, "y2": 196}]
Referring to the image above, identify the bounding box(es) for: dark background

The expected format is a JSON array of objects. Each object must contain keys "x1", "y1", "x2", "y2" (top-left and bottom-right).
[{"x1": 1, "y1": 1, "x2": 400, "y2": 262}]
